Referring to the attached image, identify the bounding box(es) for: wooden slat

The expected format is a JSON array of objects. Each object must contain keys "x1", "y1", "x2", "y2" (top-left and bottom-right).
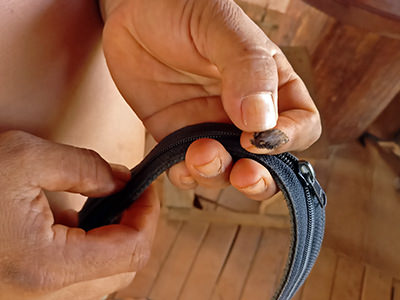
[
  {"x1": 178, "y1": 224, "x2": 239, "y2": 300},
  {"x1": 330, "y1": 256, "x2": 365, "y2": 300},
  {"x1": 240, "y1": 229, "x2": 290, "y2": 300},
  {"x1": 304, "y1": 0, "x2": 400, "y2": 39},
  {"x1": 116, "y1": 217, "x2": 182, "y2": 298},
  {"x1": 361, "y1": 265, "x2": 392, "y2": 300},
  {"x1": 166, "y1": 207, "x2": 290, "y2": 228},
  {"x1": 149, "y1": 222, "x2": 209, "y2": 300},
  {"x1": 312, "y1": 23, "x2": 400, "y2": 143},
  {"x1": 211, "y1": 226, "x2": 263, "y2": 300},
  {"x1": 301, "y1": 247, "x2": 337, "y2": 300}
]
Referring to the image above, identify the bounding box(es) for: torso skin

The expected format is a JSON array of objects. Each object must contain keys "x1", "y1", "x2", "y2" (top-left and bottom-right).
[{"x1": 0, "y1": 0, "x2": 145, "y2": 211}]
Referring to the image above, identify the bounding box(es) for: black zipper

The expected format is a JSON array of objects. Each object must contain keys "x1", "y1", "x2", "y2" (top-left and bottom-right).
[{"x1": 78, "y1": 123, "x2": 326, "y2": 300}]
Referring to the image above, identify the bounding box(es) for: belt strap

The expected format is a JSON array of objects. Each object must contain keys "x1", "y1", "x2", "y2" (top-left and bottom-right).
[{"x1": 78, "y1": 123, "x2": 326, "y2": 299}]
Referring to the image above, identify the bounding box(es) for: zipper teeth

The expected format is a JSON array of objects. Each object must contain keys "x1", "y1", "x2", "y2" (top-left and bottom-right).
[
  {"x1": 287, "y1": 186, "x2": 315, "y2": 297},
  {"x1": 155, "y1": 131, "x2": 238, "y2": 157},
  {"x1": 272, "y1": 154, "x2": 316, "y2": 300}
]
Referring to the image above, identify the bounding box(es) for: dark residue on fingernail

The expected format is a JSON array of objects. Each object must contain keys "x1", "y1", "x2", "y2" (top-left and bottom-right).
[{"x1": 250, "y1": 129, "x2": 289, "y2": 150}]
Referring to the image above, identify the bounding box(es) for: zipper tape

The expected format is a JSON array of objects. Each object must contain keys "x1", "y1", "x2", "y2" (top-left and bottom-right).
[{"x1": 78, "y1": 123, "x2": 326, "y2": 299}]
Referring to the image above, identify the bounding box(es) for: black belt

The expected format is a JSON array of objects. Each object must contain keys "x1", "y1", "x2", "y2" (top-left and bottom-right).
[{"x1": 78, "y1": 123, "x2": 326, "y2": 299}]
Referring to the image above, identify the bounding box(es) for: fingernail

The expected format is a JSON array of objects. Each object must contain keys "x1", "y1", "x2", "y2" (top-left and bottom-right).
[
  {"x1": 241, "y1": 92, "x2": 277, "y2": 130},
  {"x1": 180, "y1": 175, "x2": 197, "y2": 187},
  {"x1": 238, "y1": 178, "x2": 266, "y2": 195},
  {"x1": 250, "y1": 129, "x2": 289, "y2": 150},
  {"x1": 194, "y1": 156, "x2": 222, "y2": 178},
  {"x1": 110, "y1": 163, "x2": 131, "y2": 182}
]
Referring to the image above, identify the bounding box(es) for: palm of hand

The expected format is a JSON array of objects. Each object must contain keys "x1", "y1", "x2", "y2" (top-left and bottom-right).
[{"x1": 103, "y1": 0, "x2": 233, "y2": 141}]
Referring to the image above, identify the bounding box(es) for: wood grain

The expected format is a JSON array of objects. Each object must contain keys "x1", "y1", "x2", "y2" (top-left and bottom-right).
[
  {"x1": 312, "y1": 24, "x2": 400, "y2": 142},
  {"x1": 149, "y1": 222, "x2": 209, "y2": 300},
  {"x1": 211, "y1": 226, "x2": 263, "y2": 300},
  {"x1": 240, "y1": 229, "x2": 290, "y2": 300},
  {"x1": 178, "y1": 224, "x2": 239, "y2": 300}
]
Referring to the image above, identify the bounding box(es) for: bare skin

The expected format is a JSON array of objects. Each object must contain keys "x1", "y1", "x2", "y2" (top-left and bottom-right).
[{"x1": 0, "y1": 0, "x2": 321, "y2": 299}]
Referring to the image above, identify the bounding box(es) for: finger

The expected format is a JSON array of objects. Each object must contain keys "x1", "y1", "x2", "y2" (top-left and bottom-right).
[
  {"x1": 47, "y1": 186, "x2": 160, "y2": 288},
  {"x1": 0, "y1": 131, "x2": 131, "y2": 197},
  {"x1": 240, "y1": 51, "x2": 321, "y2": 154},
  {"x1": 230, "y1": 159, "x2": 278, "y2": 201},
  {"x1": 194, "y1": 0, "x2": 279, "y2": 132},
  {"x1": 185, "y1": 138, "x2": 232, "y2": 189},
  {"x1": 167, "y1": 162, "x2": 198, "y2": 190}
]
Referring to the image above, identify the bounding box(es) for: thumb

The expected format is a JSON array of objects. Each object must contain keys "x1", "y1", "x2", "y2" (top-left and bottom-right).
[
  {"x1": 195, "y1": 0, "x2": 279, "y2": 132},
  {"x1": 3, "y1": 131, "x2": 131, "y2": 197},
  {"x1": 49, "y1": 186, "x2": 160, "y2": 287}
]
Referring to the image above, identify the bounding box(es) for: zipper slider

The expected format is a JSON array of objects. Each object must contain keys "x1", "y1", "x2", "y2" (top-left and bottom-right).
[{"x1": 298, "y1": 160, "x2": 327, "y2": 208}]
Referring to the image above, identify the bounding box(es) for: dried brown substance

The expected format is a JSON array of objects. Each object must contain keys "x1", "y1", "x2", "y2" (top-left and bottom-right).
[{"x1": 250, "y1": 129, "x2": 289, "y2": 150}]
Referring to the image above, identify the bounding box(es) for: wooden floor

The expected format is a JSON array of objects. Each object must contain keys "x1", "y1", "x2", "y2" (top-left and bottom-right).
[
  {"x1": 113, "y1": 220, "x2": 400, "y2": 300},
  {"x1": 111, "y1": 139, "x2": 400, "y2": 300}
]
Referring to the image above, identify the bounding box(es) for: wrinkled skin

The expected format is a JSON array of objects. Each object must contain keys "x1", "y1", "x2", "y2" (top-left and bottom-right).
[
  {"x1": 101, "y1": 0, "x2": 321, "y2": 200},
  {"x1": 0, "y1": 0, "x2": 321, "y2": 298}
]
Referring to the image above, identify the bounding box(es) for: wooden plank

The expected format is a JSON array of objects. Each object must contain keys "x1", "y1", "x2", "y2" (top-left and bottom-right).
[
  {"x1": 330, "y1": 256, "x2": 365, "y2": 300},
  {"x1": 178, "y1": 224, "x2": 239, "y2": 300},
  {"x1": 149, "y1": 222, "x2": 209, "y2": 300},
  {"x1": 304, "y1": 0, "x2": 400, "y2": 39},
  {"x1": 211, "y1": 226, "x2": 263, "y2": 300},
  {"x1": 312, "y1": 22, "x2": 400, "y2": 143},
  {"x1": 116, "y1": 217, "x2": 182, "y2": 298},
  {"x1": 339, "y1": 0, "x2": 400, "y2": 20},
  {"x1": 361, "y1": 265, "x2": 392, "y2": 300},
  {"x1": 166, "y1": 207, "x2": 290, "y2": 228},
  {"x1": 362, "y1": 143, "x2": 400, "y2": 277},
  {"x1": 301, "y1": 247, "x2": 337, "y2": 300},
  {"x1": 240, "y1": 229, "x2": 290, "y2": 300}
]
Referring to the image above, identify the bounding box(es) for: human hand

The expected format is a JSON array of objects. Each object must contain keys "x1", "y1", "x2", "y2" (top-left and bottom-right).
[
  {"x1": 100, "y1": 0, "x2": 321, "y2": 200},
  {"x1": 0, "y1": 131, "x2": 159, "y2": 300}
]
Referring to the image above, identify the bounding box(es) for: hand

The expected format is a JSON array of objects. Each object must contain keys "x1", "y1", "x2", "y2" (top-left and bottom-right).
[
  {"x1": 0, "y1": 131, "x2": 159, "y2": 300},
  {"x1": 100, "y1": 0, "x2": 321, "y2": 200}
]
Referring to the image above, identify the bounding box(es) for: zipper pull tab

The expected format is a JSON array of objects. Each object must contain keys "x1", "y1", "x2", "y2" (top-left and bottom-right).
[{"x1": 298, "y1": 160, "x2": 327, "y2": 208}]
